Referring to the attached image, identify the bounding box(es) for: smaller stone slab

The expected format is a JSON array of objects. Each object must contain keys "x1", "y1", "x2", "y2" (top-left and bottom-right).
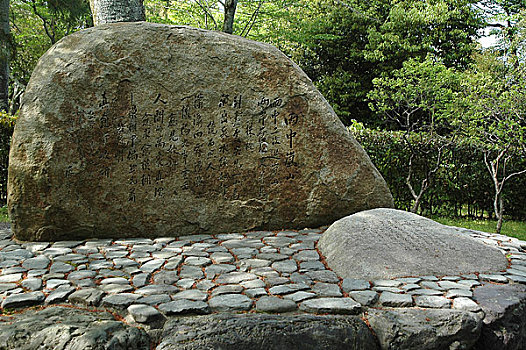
[
  {"x1": 319, "y1": 209, "x2": 508, "y2": 280},
  {"x1": 299, "y1": 297, "x2": 361, "y2": 314}
]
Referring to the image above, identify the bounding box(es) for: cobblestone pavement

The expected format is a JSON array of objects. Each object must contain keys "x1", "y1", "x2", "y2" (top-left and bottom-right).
[{"x1": 0, "y1": 225, "x2": 525, "y2": 325}]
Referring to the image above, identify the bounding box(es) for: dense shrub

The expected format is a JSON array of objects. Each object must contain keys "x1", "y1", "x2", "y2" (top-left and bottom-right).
[
  {"x1": 0, "y1": 111, "x2": 15, "y2": 205},
  {"x1": 354, "y1": 128, "x2": 526, "y2": 220}
]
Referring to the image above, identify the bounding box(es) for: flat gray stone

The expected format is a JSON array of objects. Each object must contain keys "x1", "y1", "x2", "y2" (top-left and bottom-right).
[
  {"x1": 240, "y1": 279, "x2": 266, "y2": 289},
  {"x1": 164, "y1": 256, "x2": 184, "y2": 270},
  {"x1": 284, "y1": 291, "x2": 316, "y2": 302},
  {"x1": 184, "y1": 256, "x2": 212, "y2": 266},
  {"x1": 21, "y1": 255, "x2": 50, "y2": 270},
  {"x1": 299, "y1": 260, "x2": 325, "y2": 271},
  {"x1": 128, "y1": 304, "x2": 165, "y2": 324},
  {"x1": 256, "y1": 296, "x2": 298, "y2": 313},
  {"x1": 211, "y1": 284, "x2": 243, "y2": 296},
  {"x1": 318, "y1": 209, "x2": 508, "y2": 280},
  {"x1": 204, "y1": 264, "x2": 236, "y2": 278},
  {"x1": 300, "y1": 297, "x2": 361, "y2": 315},
  {"x1": 140, "y1": 259, "x2": 165, "y2": 273},
  {"x1": 269, "y1": 283, "x2": 309, "y2": 295},
  {"x1": 68, "y1": 288, "x2": 105, "y2": 306},
  {"x1": 137, "y1": 294, "x2": 171, "y2": 306},
  {"x1": 452, "y1": 297, "x2": 481, "y2": 312},
  {"x1": 293, "y1": 250, "x2": 320, "y2": 261},
  {"x1": 100, "y1": 283, "x2": 134, "y2": 294},
  {"x1": 21, "y1": 278, "x2": 43, "y2": 291},
  {"x1": 379, "y1": 292, "x2": 413, "y2": 307},
  {"x1": 208, "y1": 293, "x2": 253, "y2": 312},
  {"x1": 179, "y1": 265, "x2": 205, "y2": 279},
  {"x1": 415, "y1": 296, "x2": 451, "y2": 308},
  {"x1": 135, "y1": 285, "x2": 180, "y2": 296},
  {"x1": 479, "y1": 274, "x2": 508, "y2": 283},
  {"x1": 348, "y1": 291, "x2": 378, "y2": 306},
  {"x1": 153, "y1": 271, "x2": 179, "y2": 285},
  {"x1": 132, "y1": 273, "x2": 151, "y2": 288},
  {"x1": 446, "y1": 289, "x2": 473, "y2": 298},
  {"x1": 409, "y1": 288, "x2": 444, "y2": 296},
  {"x1": 45, "y1": 285, "x2": 76, "y2": 304},
  {"x1": 313, "y1": 282, "x2": 342, "y2": 297},
  {"x1": 49, "y1": 262, "x2": 75, "y2": 274},
  {"x1": 342, "y1": 278, "x2": 370, "y2": 292},
  {"x1": 67, "y1": 270, "x2": 97, "y2": 281},
  {"x1": 45, "y1": 279, "x2": 71, "y2": 289},
  {"x1": 305, "y1": 270, "x2": 339, "y2": 283},
  {"x1": 158, "y1": 300, "x2": 210, "y2": 315},
  {"x1": 215, "y1": 272, "x2": 257, "y2": 284},
  {"x1": 1, "y1": 291, "x2": 45, "y2": 309},
  {"x1": 0, "y1": 273, "x2": 22, "y2": 283},
  {"x1": 101, "y1": 293, "x2": 142, "y2": 309},
  {"x1": 176, "y1": 278, "x2": 196, "y2": 289},
  {"x1": 173, "y1": 289, "x2": 208, "y2": 301},
  {"x1": 245, "y1": 288, "x2": 267, "y2": 298}
]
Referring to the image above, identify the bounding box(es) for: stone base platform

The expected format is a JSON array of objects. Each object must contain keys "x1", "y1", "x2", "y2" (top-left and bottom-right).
[{"x1": 0, "y1": 224, "x2": 525, "y2": 349}]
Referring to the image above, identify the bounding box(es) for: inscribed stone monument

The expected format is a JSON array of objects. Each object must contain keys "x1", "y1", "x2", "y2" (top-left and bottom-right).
[
  {"x1": 8, "y1": 22, "x2": 393, "y2": 241},
  {"x1": 318, "y1": 209, "x2": 508, "y2": 280}
]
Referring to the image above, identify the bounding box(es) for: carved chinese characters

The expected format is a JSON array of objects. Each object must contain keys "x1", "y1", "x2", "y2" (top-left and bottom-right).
[{"x1": 8, "y1": 22, "x2": 393, "y2": 241}]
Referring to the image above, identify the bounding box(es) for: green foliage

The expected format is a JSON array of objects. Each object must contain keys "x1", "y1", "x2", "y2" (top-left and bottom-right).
[
  {"x1": 368, "y1": 56, "x2": 461, "y2": 132},
  {"x1": 0, "y1": 205, "x2": 7, "y2": 222},
  {"x1": 433, "y1": 216, "x2": 526, "y2": 241},
  {"x1": 354, "y1": 128, "x2": 526, "y2": 220},
  {"x1": 0, "y1": 110, "x2": 15, "y2": 205},
  {"x1": 9, "y1": 0, "x2": 92, "y2": 89}
]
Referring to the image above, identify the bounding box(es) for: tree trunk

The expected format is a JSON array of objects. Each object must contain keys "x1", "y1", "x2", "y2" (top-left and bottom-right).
[
  {"x1": 223, "y1": 0, "x2": 238, "y2": 34},
  {"x1": 495, "y1": 194, "x2": 504, "y2": 235},
  {"x1": 89, "y1": 0, "x2": 145, "y2": 26},
  {"x1": 0, "y1": 0, "x2": 9, "y2": 113}
]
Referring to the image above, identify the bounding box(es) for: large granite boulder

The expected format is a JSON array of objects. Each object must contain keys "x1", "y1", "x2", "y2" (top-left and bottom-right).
[
  {"x1": 318, "y1": 209, "x2": 508, "y2": 280},
  {"x1": 8, "y1": 22, "x2": 392, "y2": 241}
]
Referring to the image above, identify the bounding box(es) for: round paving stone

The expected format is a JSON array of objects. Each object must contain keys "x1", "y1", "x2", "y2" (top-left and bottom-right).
[
  {"x1": 299, "y1": 298, "x2": 361, "y2": 315},
  {"x1": 271, "y1": 260, "x2": 298, "y2": 274},
  {"x1": 158, "y1": 299, "x2": 210, "y2": 315},
  {"x1": 414, "y1": 296, "x2": 451, "y2": 309},
  {"x1": 348, "y1": 291, "x2": 378, "y2": 306},
  {"x1": 1, "y1": 291, "x2": 45, "y2": 309},
  {"x1": 101, "y1": 293, "x2": 142, "y2": 309},
  {"x1": 128, "y1": 304, "x2": 164, "y2": 324},
  {"x1": 211, "y1": 285, "x2": 244, "y2": 297},
  {"x1": 452, "y1": 297, "x2": 481, "y2": 312},
  {"x1": 378, "y1": 292, "x2": 413, "y2": 307},
  {"x1": 256, "y1": 296, "x2": 297, "y2": 313},
  {"x1": 21, "y1": 255, "x2": 50, "y2": 270},
  {"x1": 208, "y1": 294, "x2": 253, "y2": 312},
  {"x1": 312, "y1": 282, "x2": 342, "y2": 297}
]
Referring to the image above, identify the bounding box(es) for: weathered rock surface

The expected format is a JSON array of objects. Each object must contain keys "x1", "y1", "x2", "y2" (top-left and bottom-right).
[
  {"x1": 8, "y1": 22, "x2": 392, "y2": 241},
  {"x1": 0, "y1": 306, "x2": 151, "y2": 349},
  {"x1": 156, "y1": 313, "x2": 379, "y2": 350},
  {"x1": 473, "y1": 283, "x2": 526, "y2": 350},
  {"x1": 367, "y1": 308, "x2": 483, "y2": 350},
  {"x1": 318, "y1": 209, "x2": 508, "y2": 280}
]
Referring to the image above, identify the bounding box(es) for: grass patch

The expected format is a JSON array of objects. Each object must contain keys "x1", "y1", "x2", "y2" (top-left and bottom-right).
[
  {"x1": 0, "y1": 206, "x2": 7, "y2": 222},
  {"x1": 433, "y1": 216, "x2": 526, "y2": 241}
]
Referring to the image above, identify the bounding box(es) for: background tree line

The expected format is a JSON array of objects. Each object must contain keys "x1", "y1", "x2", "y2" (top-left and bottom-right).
[{"x1": 0, "y1": 0, "x2": 525, "y2": 233}]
